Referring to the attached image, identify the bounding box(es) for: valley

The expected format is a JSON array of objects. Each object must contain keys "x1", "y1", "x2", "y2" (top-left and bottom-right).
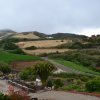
[{"x1": 0, "y1": 30, "x2": 100, "y2": 100}]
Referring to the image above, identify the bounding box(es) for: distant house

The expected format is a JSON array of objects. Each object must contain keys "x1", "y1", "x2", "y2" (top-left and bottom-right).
[{"x1": 46, "y1": 36, "x2": 53, "y2": 39}]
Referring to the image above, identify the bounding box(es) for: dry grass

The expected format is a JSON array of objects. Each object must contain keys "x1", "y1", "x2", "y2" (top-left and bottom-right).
[
  {"x1": 12, "y1": 33, "x2": 40, "y2": 39},
  {"x1": 17, "y1": 40, "x2": 71, "y2": 48},
  {"x1": 23, "y1": 49, "x2": 69, "y2": 55}
]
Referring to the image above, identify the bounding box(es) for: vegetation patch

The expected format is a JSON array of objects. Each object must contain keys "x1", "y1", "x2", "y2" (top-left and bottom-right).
[
  {"x1": 25, "y1": 46, "x2": 37, "y2": 50},
  {"x1": 0, "y1": 50, "x2": 41, "y2": 63}
]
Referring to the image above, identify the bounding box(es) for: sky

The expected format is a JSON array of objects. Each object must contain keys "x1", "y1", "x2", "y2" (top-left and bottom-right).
[{"x1": 0, "y1": 0, "x2": 100, "y2": 36}]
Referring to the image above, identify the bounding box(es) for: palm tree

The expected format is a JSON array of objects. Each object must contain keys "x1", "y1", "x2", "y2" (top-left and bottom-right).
[{"x1": 34, "y1": 61, "x2": 55, "y2": 87}]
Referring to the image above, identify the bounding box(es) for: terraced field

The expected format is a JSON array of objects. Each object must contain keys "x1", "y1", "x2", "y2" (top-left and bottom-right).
[
  {"x1": 17, "y1": 40, "x2": 70, "y2": 48},
  {"x1": 24, "y1": 49, "x2": 69, "y2": 55},
  {"x1": 0, "y1": 51, "x2": 41, "y2": 63}
]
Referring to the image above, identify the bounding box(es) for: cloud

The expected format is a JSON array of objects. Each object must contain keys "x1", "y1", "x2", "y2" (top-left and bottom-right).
[
  {"x1": 78, "y1": 28, "x2": 100, "y2": 36},
  {"x1": 0, "y1": 0, "x2": 100, "y2": 36}
]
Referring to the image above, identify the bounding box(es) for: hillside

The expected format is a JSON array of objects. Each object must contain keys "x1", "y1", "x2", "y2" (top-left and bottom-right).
[
  {"x1": 0, "y1": 29, "x2": 16, "y2": 34},
  {"x1": 0, "y1": 29, "x2": 16, "y2": 39},
  {"x1": 12, "y1": 32, "x2": 40, "y2": 39},
  {"x1": 48, "y1": 33, "x2": 87, "y2": 39},
  {"x1": 0, "y1": 29, "x2": 88, "y2": 40},
  {"x1": 0, "y1": 30, "x2": 88, "y2": 55}
]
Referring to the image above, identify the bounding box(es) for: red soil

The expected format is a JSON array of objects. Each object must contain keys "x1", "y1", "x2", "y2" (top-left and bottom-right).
[{"x1": 10, "y1": 61, "x2": 42, "y2": 71}]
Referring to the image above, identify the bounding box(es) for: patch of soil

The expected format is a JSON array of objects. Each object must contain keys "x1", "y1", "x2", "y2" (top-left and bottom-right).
[{"x1": 10, "y1": 61, "x2": 42, "y2": 71}]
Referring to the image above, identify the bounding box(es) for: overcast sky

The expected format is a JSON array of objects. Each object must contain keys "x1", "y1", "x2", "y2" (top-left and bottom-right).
[{"x1": 0, "y1": 0, "x2": 100, "y2": 36}]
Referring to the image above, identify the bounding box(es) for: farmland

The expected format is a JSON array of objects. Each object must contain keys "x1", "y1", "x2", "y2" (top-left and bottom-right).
[
  {"x1": 0, "y1": 50, "x2": 41, "y2": 63},
  {"x1": 17, "y1": 39, "x2": 71, "y2": 48},
  {"x1": 16, "y1": 39, "x2": 71, "y2": 55},
  {"x1": 23, "y1": 49, "x2": 69, "y2": 55}
]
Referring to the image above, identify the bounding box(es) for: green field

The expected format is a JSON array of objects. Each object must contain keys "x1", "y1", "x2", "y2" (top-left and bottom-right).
[
  {"x1": 0, "y1": 51, "x2": 41, "y2": 63},
  {"x1": 55, "y1": 59, "x2": 100, "y2": 75}
]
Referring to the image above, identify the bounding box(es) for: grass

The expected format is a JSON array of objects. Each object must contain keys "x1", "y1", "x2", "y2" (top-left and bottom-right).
[
  {"x1": 54, "y1": 59, "x2": 100, "y2": 75},
  {"x1": 0, "y1": 50, "x2": 41, "y2": 63}
]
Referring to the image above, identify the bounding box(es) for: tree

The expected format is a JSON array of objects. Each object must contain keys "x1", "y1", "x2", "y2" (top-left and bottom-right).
[
  {"x1": 34, "y1": 62, "x2": 55, "y2": 87},
  {"x1": 2, "y1": 41, "x2": 18, "y2": 50}
]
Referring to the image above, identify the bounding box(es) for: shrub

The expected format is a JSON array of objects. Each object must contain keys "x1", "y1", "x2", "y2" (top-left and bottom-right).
[
  {"x1": 10, "y1": 48, "x2": 26, "y2": 55},
  {"x1": 19, "y1": 68, "x2": 35, "y2": 80},
  {"x1": 0, "y1": 93, "x2": 10, "y2": 100},
  {"x1": 85, "y1": 77, "x2": 100, "y2": 92},
  {"x1": 0, "y1": 61, "x2": 11, "y2": 74},
  {"x1": 8, "y1": 85, "x2": 31, "y2": 100},
  {"x1": 25, "y1": 46, "x2": 37, "y2": 50},
  {"x1": 73, "y1": 79, "x2": 83, "y2": 85},
  {"x1": 54, "y1": 79, "x2": 64, "y2": 89},
  {"x1": 80, "y1": 76, "x2": 89, "y2": 82},
  {"x1": 47, "y1": 80, "x2": 53, "y2": 87},
  {"x1": 61, "y1": 84, "x2": 80, "y2": 91},
  {"x1": 2, "y1": 41, "x2": 18, "y2": 50}
]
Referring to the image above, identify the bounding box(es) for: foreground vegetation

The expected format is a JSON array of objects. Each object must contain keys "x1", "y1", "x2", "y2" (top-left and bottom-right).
[
  {"x1": 52, "y1": 73, "x2": 100, "y2": 93},
  {"x1": 0, "y1": 87, "x2": 31, "y2": 100}
]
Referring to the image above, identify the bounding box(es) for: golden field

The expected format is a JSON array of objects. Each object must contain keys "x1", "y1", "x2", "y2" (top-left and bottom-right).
[
  {"x1": 23, "y1": 49, "x2": 69, "y2": 55},
  {"x1": 17, "y1": 40, "x2": 71, "y2": 48}
]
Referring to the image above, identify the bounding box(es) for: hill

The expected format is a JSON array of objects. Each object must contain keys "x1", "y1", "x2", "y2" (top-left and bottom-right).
[
  {"x1": 0, "y1": 29, "x2": 16, "y2": 39},
  {"x1": 0, "y1": 29, "x2": 16, "y2": 34},
  {"x1": 0, "y1": 29, "x2": 88, "y2": 41},
  {"x1": 48, "y1": 33, "x2": 87, "y2": 39}
]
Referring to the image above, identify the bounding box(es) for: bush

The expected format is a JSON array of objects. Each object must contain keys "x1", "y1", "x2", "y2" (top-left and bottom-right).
[
  {"x1": 85, "y1": 77, "x2": 100, "y2": 92},
  {"x1": 0, "y1": 61, "x2": 11, "y2": 74},
  {"x1": 73, "y1": 79, "x2": 83, "y2": 85},
  {"x1": 61, "y1": 84, "x2": 80, "y2": 91},
  {"x1": 19, "y1": 68, "x2": 35, "y2": 80},
  {"x1": 47, "y1": 80, "x2": 53, "y2": 87},
  {"x1": 10, "y1": 48, "x2": 26, "y2": 55},
  {"x1": 8, "y1": 85, "x2": 31, "y2": 100},
  {"x1": 2, "y1": 41, "x2": 18, "y2": 50},
  {"x1": 25, "y1": 46, "x2": 37, "y2": 50},
  {"x1": 0, "y1": 39, "x2": 26, "y2": 55},
  {"x1": 54, "y1": 79, "x2": 64, "y2": 89},
  {"x1": 80, "y1": 76, "x2": 89, "y2": 82},
  {"x1": 0, "y1": 93, "x2": 10, "y2": 100}
]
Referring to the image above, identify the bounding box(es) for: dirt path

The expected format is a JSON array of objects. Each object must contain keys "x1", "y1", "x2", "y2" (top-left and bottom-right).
[
  {"x1": 42, "y1": 57, "x2": 97, "y2": 76},
  {"x1": 30, "y1": 91, "x2": 100, "y2": 100},
  {"x1": 42, "y1": 57, "x2": 81, "y2": 74}
]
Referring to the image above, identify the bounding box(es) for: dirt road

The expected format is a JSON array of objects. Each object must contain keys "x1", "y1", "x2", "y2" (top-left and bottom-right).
[{"x1": 30, "y1": 91, "x2": 100, "y2": 100}]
